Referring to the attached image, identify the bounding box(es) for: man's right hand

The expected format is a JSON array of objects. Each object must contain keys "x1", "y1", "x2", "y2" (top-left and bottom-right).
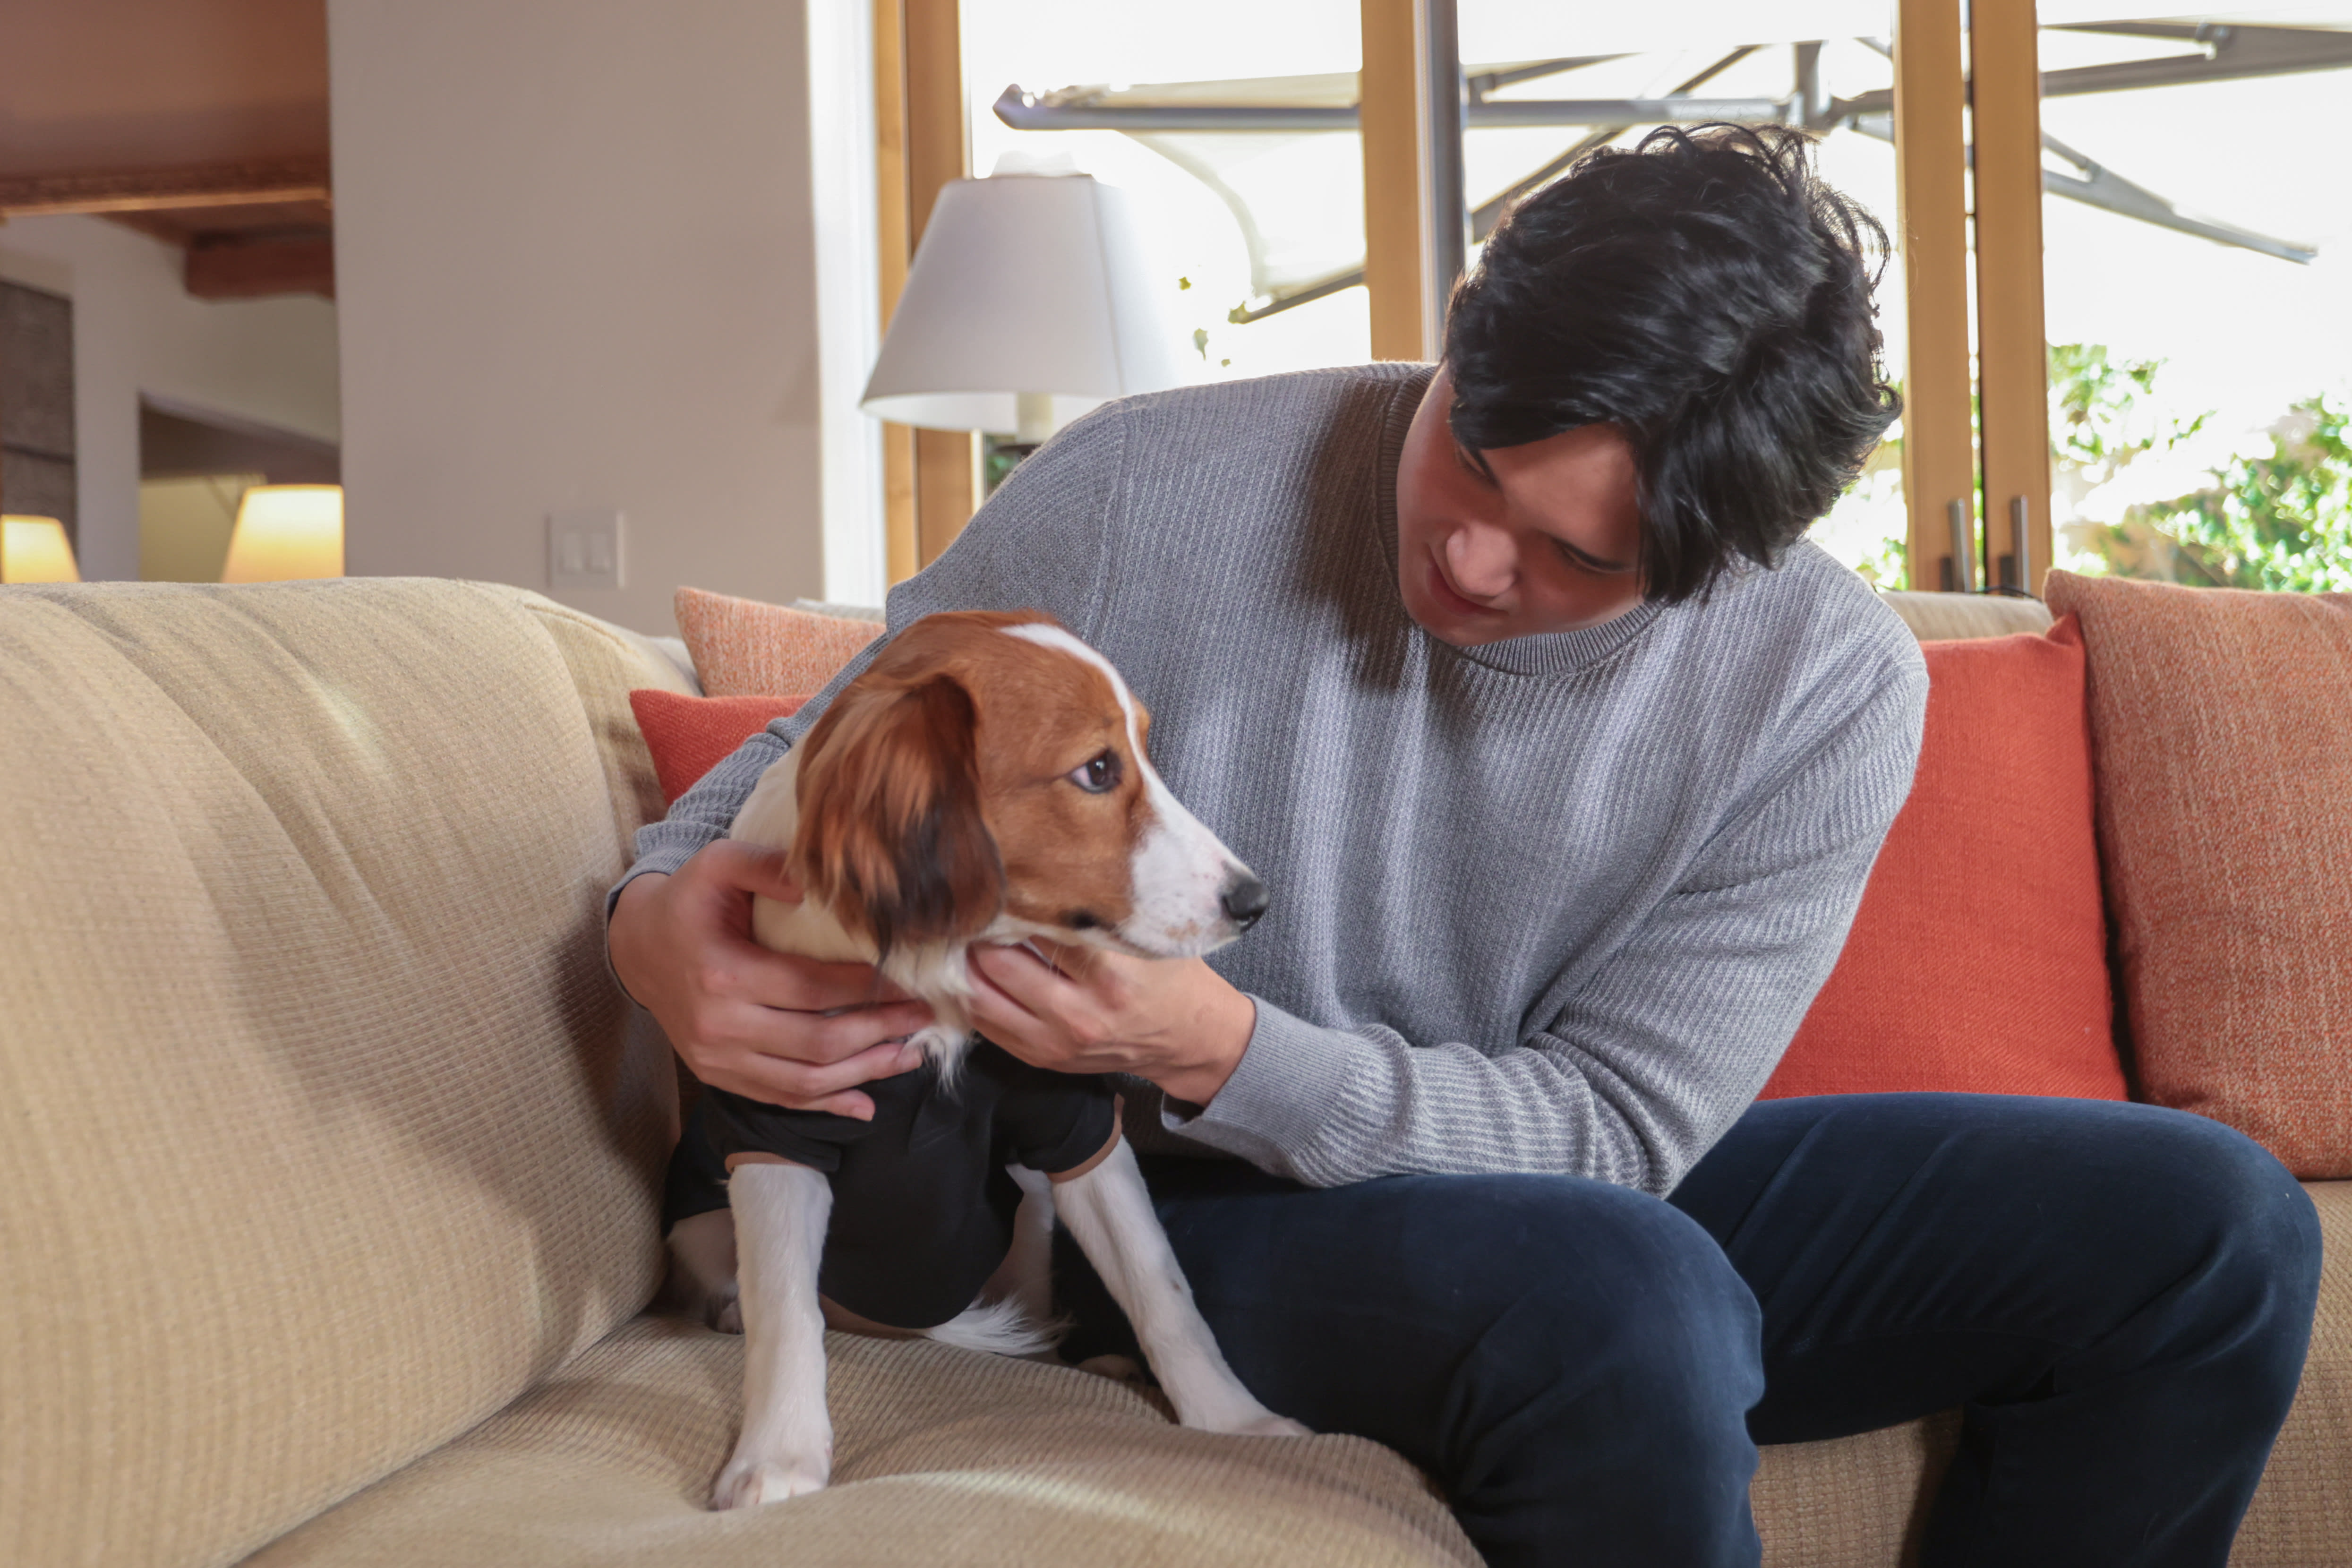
[{"x1": 607, "y1": 840, "x2": 934, "y2": 1120}]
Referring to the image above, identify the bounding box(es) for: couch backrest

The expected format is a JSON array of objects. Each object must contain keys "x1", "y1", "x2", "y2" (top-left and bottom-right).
[
  {"x1": 1877, "y1": 588, "x2": 2054, "y2": 642},
  {"x1": 0, "y1": 578, "x2": 686, "y2": 1568}
]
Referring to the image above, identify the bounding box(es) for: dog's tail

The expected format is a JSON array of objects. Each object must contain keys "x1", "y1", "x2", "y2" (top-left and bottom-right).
[{"x1": 924, "y1": 1295, "x2": 1065, "y2": 1358}]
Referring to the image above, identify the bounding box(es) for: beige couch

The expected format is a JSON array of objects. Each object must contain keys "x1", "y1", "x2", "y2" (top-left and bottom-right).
[{"x1": 0, "y1": 577, "x2": 2340, "y2": 1568}]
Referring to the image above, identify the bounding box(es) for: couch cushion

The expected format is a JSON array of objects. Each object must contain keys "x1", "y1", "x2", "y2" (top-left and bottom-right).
[
  {"x1": 0, "y1": 579, "x2": 678, "y2": 1568},
  {"x1": 1876, "y1": 590, "x2": 2053, "y2": 642},
  {"x1": 676, "y1": 586, "x2": 882, "y2": 698},
  {"x1": 244, "y1": 1181, "x2": 2352, "y2": 1568},
  {"x1": 1762, "y1": 617, "x2": 2125, "y2": 1102},
  {"x1": 628, "y1": 690, "x2": 807, "y2": 806},
  {"x1": 1739, "y1": 1179, "x2": 2349, "y2": 1568},
  {"x1": 2044, "y1": 572, "x2": 2352, "y2": 1177},
  {"x1": 2231, "y1": 1180, "x2": 2352, "y2": 1566},
  {"x1": 242, "y1": 1315, "x2": 1479, "y2": 1568}
]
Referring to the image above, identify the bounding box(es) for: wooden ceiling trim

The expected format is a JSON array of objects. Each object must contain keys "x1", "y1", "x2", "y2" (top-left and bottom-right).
[
  {"x1": 184, "y1": 231, "x2": 334, "y2": 300},
  {"x1": 0, "y1": 159, "x2": 331, "y2": 219}
]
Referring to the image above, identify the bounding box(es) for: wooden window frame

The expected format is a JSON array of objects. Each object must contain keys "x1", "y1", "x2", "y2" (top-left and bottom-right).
[{"x1": 875, "y1": 0, "x2": 975, "y2": 581}]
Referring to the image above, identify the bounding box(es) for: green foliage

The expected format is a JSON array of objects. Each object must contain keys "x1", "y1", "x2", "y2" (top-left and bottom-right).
[
  {"x1": 2051, "y1": 343, "x2": 2188, "y2": 472},
  {"x1": 2141, "y1": 399, "x2": 2352, "y2": 592},
  {"x1": 1851, "y1": 532, "x2": 1908, "y2": 590},
  {"x1": 2049, "y1": 343, "x2": 2352, "y2": 592}
]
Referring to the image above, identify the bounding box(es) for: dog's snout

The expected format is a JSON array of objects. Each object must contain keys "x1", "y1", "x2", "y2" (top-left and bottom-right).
[{"x1": 1220, "y1": 873, "x2": 1270, "y2": 932}]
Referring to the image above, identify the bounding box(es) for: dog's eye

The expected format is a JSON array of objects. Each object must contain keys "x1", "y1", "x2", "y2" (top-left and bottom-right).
[{"x1": 1069, "y1": 751, "x2": 1122, "y2": 794}]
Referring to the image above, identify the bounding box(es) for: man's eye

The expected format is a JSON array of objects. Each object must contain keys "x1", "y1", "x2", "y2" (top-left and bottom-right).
[{"x1": 1069, "y1": 752, "x2": 1122, "y2": 794}]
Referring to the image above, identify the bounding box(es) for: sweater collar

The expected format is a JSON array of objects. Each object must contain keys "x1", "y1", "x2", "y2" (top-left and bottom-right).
[{"x1": 1372, "y1": 365, "x2": 1666, "y2": 680}]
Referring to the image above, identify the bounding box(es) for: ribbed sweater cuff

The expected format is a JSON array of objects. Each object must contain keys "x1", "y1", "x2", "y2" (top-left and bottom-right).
[
  {"x1": 604, "y1": 839, "x2": 707, "y2": 923},
  {"x1": 1159, "y1": 995, "x2": 1367, "y2": 1174},
  {"x1": 600, "y1": 837, "x2": 715, "y2": 1005}
]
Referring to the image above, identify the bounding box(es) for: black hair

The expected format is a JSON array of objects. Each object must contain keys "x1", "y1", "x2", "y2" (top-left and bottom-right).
[{"x1": 1444, "y1": 123, "x2": 1899, "y2": 603}]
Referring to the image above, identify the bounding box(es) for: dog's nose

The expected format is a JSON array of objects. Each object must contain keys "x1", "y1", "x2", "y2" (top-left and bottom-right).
[{"x1": 1220, "y1": 874, "x2": 1270, "y2": 932}]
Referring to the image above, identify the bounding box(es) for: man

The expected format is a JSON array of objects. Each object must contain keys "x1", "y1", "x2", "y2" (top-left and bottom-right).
[{"x1": 608, "y1": 127, "x2": 2319, "y2": 1566}]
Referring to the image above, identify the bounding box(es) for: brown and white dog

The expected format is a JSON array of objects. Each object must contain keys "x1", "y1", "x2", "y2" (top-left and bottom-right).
[{"x1": 667, "y1": 609, "x2": 1308, "y2": 1510}]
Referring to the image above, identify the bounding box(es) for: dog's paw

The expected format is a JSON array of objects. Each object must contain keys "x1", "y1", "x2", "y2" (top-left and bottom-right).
[
  {"x1": 711, "y1": 1298, "x2": 742, "y2": 1337},
  {"x1": 711, "y1": 1451, "x2": 830, "y2": 1509}
]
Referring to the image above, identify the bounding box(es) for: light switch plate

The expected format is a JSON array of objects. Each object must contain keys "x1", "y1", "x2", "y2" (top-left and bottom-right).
[{"x1": 548, "y1": 508, "x2": 624, "y2": 590}]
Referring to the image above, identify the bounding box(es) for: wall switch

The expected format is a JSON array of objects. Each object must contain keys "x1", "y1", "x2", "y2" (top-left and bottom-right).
[{"x1": 548, "y1": 508, "x2": 624, "y2": 590}]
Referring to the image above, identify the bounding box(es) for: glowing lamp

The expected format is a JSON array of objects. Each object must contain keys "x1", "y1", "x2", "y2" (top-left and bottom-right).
[
  {"x1": 0, "y1": 515, "x2": 81, "y2": 583},
  {"x1": 221, "y1": 485, "x2": 344, "y2": 583}
]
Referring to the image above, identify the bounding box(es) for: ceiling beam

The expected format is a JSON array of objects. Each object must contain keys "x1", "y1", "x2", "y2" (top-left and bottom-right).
[
  {"x1": 0, "y1": 161, "x2": 331, "y2": 219},
  {"x1": 184, "y1": 233, "x2": 335, "y2": 300}
]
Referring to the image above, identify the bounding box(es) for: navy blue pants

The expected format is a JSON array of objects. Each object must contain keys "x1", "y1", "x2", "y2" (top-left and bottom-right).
[{"x1": 1056, "y1": 1095, "x2": 2322, "y2": 1567}]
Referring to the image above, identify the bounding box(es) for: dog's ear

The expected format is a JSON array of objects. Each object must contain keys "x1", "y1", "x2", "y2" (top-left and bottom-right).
[{"x1": 791, "y1": 673, "x2": 1003, "y2": 957}]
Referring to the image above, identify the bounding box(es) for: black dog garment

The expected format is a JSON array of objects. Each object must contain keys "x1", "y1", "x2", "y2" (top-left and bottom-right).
[{"x1": 664, "y1": 1040, "x2": 1120, "y2": 1330}]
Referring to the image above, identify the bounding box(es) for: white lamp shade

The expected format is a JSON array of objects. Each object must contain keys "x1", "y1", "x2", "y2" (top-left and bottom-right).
[
  {"x1": 221, "y1": 485, "x2": 344, "y2": 583},
  {"x1": 862, "y1": 172, "x2": 1185, "y2": 435},
  {"x1": 0, "y1": 515, "x2": 81, "y2": 583}
]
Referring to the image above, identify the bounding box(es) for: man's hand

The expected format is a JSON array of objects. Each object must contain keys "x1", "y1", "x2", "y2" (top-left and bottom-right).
[
  {"x1": 607, "y1": 841, "x2": 934, "y2": 1119},
  {"x1": 965, "y1": 941, "x2": 1256, "y2": 1107}
]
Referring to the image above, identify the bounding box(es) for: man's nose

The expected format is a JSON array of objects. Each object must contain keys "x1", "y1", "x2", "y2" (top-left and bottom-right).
[
  {"x1": 1447, "y1": 521, "x2": 1515, "y2": 597},
  {"x1": 1220, "y1": 872, "x2": 1270, "y2": 931}
]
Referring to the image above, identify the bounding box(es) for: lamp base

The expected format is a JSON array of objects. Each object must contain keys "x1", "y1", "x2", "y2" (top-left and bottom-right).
[{"x1": 1014, "y1": 390, "x2": 1056, "y2": 446}]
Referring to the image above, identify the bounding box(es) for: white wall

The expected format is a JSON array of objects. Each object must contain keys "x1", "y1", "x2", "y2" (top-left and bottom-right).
[
  {"x1": 806, "y1": 0, "x2": 887, "y2": 608},
  {"x1": 329, "y1": 0, "x2": 871, "y2": 635},
  {"x1": 0, "y1": 217, "x2": 342, "y2": 583}
]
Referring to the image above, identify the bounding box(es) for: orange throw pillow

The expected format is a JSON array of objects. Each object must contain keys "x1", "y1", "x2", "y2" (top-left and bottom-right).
[
  {"x1": 674, "y1": 587, "x2": 881, "y2": 698},
  {"x1": 1761, "y1": 616, "x2": 2127, "y2": 1103},
  {"x1": 2045, "y1": 571, "x2": 2352, "y2": 1178},
  {"x1": 628, "y1": 690, "x2": 805, "y2": 807}
]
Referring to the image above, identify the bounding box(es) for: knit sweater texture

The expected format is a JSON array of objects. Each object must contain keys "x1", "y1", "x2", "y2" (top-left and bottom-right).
[{"x1": 620, "y1": 364, "x2": 1928, "y2": 1196}]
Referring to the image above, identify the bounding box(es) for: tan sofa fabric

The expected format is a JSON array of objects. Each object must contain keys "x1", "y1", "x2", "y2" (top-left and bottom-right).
[
  {"x1": 2231, "y1": 1181, "x2": 2352, "y2": 1567},
  {"x1": 244, "y1": 1316, "x2": 1479, "y2": 1568},
  {"x1": 237, "y1": 1183, "x2": 2349, "y2": 1568},
  {"x1": 1876, "y1": 590, "x2": 2053, "y2": 642},
  {"x1": 0, "y1": 580, "x2": 677, "y2": 1568}
]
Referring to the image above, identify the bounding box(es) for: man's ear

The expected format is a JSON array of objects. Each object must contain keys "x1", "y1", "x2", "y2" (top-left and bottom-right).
[{"x1": 791, "y1": 674, "x2": 1003, "y2": 957}]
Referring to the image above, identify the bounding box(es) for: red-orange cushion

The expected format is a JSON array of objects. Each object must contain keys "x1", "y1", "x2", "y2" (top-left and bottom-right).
[
  {"x1": 628, "y1": 690, "x2": 807, "y2": 807},
  {"x1": 1760, "y1": 615, "x2": 2128, "y2": 1101}
]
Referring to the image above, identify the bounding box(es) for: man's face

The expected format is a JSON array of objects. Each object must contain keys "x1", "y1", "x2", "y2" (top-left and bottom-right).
[{"x1": 1394, "y1": 366, "x2": 1647, "y2": 647}]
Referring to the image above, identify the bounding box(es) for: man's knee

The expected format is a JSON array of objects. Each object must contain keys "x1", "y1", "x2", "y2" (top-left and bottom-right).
[
  {"x1": 2144, "y1": 1113, "x2": 2323, "y2": 1380},
  {"x1": 1450, "y1": 1177, "x2": 1765, "y2": 1431}
]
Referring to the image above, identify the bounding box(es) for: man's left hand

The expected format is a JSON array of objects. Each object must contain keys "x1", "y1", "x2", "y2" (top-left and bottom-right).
[{"x1": 965, "y1": 941, "x2": 1257, "y2": 1106}]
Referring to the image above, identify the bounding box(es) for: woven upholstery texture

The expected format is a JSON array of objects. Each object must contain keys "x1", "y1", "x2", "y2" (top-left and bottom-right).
[
  {"x1": 2045, "y1": 572, "x2": 2352, "y2": 1176},
  {"x1": 1762, "y1": 618, "x2": 2126, "y2": 1102},
  {"x1": 1876, "y1": 590, "x2": 2053, "y2": 642},
  {"x1": 675, "y1": 586, "x2": 882, "y2": 698},
  {"x1": 5, "y1": 576, "x2": 2346, "y2": 1567},
  {"x1": 1752, "y1": 1414, "x2": 1958, "y2": 1567},
  {"x1": 627, "y1": 689, "x2": 806, "y2": 805},
  {"x1": 0, "y1": 579, "x2": 678, "y2": 1568},
  {"x1": 244, "y1": 1315, "x2": 1480, "y2": 1568},
  {"x1": 2231, "y1": 1181, "x2": 2352, "y2": 1565},
  {"x1": 225, "y1": 1178, "x2": 2352, "y2": 1568}
]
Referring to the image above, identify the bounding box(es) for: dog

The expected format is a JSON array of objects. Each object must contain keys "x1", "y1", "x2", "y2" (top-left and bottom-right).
[{"x1": 662, "y1": 608, "x2": 1310, "y2": 1510}]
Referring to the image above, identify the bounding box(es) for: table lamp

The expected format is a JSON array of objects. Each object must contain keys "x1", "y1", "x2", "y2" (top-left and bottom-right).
[
  {"x1": 0, "y1": 515, "x2": 81, "y2": 583},
  {"x1": 221, "y1": 485, "x2": 344, "y2": 583},
  {"x1": 862, "y1": 154, "x2": 1184, "y2": 446}
]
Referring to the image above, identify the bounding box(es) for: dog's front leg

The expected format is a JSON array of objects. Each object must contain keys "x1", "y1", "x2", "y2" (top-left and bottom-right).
[
  {"x1": 713, "y1": 1160, "x2": 836, "y2": 1508},
  {"x1": 1052, "y1": 1140, "x2": 1309, "y2": 1438}
]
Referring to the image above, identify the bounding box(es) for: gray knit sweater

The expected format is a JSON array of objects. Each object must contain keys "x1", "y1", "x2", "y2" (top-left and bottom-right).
[{"x1": 620, "y1": 364, "x2": 1927, "y2": 1197}]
